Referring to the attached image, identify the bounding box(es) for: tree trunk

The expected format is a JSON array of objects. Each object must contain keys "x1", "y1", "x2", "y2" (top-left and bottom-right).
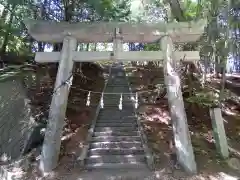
[
  {"x1": 86, "y1": 43, "x2": 90, "y2": 51},
  {"x1": 219, "y1": 62, "x2": 226, "y2": 104},
  {"x1": 38, "y1": 42, "x2": 45, "y2": 52},
  {"x1": 53, "y1": 44, "x2": 63, "y2": 51},
  {"x1": 214, "y1": 54, "x2": 221, "y2": 77},
  {"x1": 1, "y1": 5, "x2": 15, "y2": 54},
  {"x1": 94, "y1": 43, "x2": 97, "y2": 51},
  {"x1": 167, "y1": 0, "x2": 185, "y2": 21},
  {"x1": 202, "y1": 56, "x2": 209, "y2": 87},
  {"x1": 219, "y1": 1, "x2": 231, "y2": 105}
]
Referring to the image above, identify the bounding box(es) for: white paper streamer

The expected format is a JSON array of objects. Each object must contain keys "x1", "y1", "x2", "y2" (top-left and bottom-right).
[
  {"x1": 66, "y1": 75, "x2": 73, "y2": 88},
  {"x1": 119, "y1": 93, "x2": 123, "y2": 110},
  {"x1": 100, "y1": 93, "x2": 104, "y2": 108},
  {"x1": 86, "y1": 91, "x2": 91, "y2": 106},
  {"x1": 135, "y1": 92, "x2": 138, "y2": 109}
]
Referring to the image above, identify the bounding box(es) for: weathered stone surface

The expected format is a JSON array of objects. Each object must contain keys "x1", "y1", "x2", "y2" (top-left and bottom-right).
[
  {"x1": 209, "y1": 108, "x2": 229, "y2": 159},
  {"x1": 227, "y1": 158, "x2": 240, "y2": 171},
  {"x1": 24, "y1": 19, "x2": 206, "y2": 43},
  {"x1": 22, "y1": 122, "x2": 46, "y2": 155},
  {"x1": 84, "y1": 63, "x2": 154, "y2": 170},
  {"x1": 160, "y1": 36, "x2": 197, "y2": 174},
  {"x1": 39, "y1": 36, "x2": 77, "y2": 173},
  {"x1": 0, "y1": 77, "x2": 33, "y2": 162}
]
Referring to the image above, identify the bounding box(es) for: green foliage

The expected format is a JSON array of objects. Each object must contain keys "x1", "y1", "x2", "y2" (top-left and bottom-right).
[
  {"x1": 0, "y1": 0, "x2": 31, "y2": 55},
  {"x1": 0, "y1": 0, "x2": 238, "y2": 69},
  {"x1": 0, "y1": 0, "x2": 132, "y2": 57},
  {"x1": 186, "y1": 90, "x2": 219, "y2": 107},
  {"x1": 99, "y1": 0, "x2": 131, "y2": 21},
  {"x1": 144, "y1": 43, "x2": 160, "y2": 51},
  {"x1": 182, "y1": 0, "x2": 200, "y2": 21}
]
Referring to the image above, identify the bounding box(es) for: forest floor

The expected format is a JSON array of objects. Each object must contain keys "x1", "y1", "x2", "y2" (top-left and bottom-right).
[
  {"x1": 43, "y1": 65, "x2": 240, "y2": 180},
  {"x1": 6, "y1": 64, "x2": 240, "y2": 180},
  {"x1": 125, "y1": 64, "x2": 240, "y2": 179}
]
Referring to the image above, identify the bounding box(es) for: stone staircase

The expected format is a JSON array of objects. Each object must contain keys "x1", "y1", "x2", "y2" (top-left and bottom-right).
[{"x1": 84, "y1": 63, "x2": 151, "y2": 170}]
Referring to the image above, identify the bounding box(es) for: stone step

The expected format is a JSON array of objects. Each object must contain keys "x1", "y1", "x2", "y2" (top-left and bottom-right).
[
  {"x1": 85, "y1": 162, "x2": 147, "y2": 170},
  {"x1": 98, "y1": 111, "x2": 135, "y2": 117},
  {"x1": 106, "y1": 82, "x2": 128, "y2": 84},
  {"x1": 84, "y1": 67, "x2": 149, "y2": 169},
  {"x1": 108, "y1": 80, "x2": 127, "y2": 82},
  {"x1": 112, "y1": 69, "x2": 125, "y2": 71},
  {"x1": 89, "y1": 147, "x2": 145, "y2": 156},
  {"x1": 86, "y1": 155, "x2": 146, "y2": 164},
  {"x1": 103, "y1": 93, "x2": 130, "y2": 95},
  {"x1": 102, "y1": 93, "x2": 131, "y2": 97},
  {"x1": 96, "y1": 120, "x2": 137, "y2": 125},
  {"x1": 104, "y1": 90, "x2": 130, "y2": 94},
  {"x1": 104, "y1": 89, "x2": 129, "y2": 92},
  {"x1": 90, "y1": 141, "x2": 142, "y2": 149},
  {"x1": 107, "y1": 84, "x2": 129, "y2": 87},
  {"x1": 99, "y1": 108, "x2": 134, "y2": 113},
  {"x1": 99, "y1": 106, "x2": 134, "y2": 110},
  {"x1": 91, "y1": 136, "x2": 141, "y2": 142},
  {"x1": 102, "y1": 96, "x2": 133, "y2": 101},
  {"x1": 106, "y1": 86, "x2": 129, "y2": 89},
  {"x1": 107, "y1": 82, "x2": 129, "y2": 85},
  {"x1": 105, "y1": 87, "x2": 130, "y2": 90},
  {"x1": 102, "y1": 94, "x2": 132, "y2": 98},
  {"x1": 102, "y1": 101, "x2": 133, "y2": 105},
  {"x1": 105, "y1": 82, "x2": 128, "y2": 85},
  {"x1": 98, "y1": 114, "x2": 136, "y2": 119},
  {"x1": 95, "y1": 122, "x2": 137, "y2": 127},
  {"x1": 109, "y1": 84, "x2": 128, "y2": 86},
  {"x1": 94, "y1": 127, "x2": 137, "y2": 132},
  {"x1": 100, "y1": 100, "x2": 133, "y2": 105},
  {"x1": 102, "y1": 101, "x2": 133, "y2": 104},
  {"x1": 96, "y1": 117, "x2": 137, "y2": 122},
  {"x1": 93, "y1": 131, "x2": 139, "y2": 136},
  {"x1": 104, "y1": 86, "x2": 129, "y2": 89},
  {"x1": 98, "y1": 110, "x2": 134, "y2": 114},
  {"x1": 101, "y1": 98, "x2": 132, "y2": 102},
  {"x1": 100, "y1": 104, "x2": 135, "y2": 108},
  {"x1": 107, "y1": 79, "x2": 127, "y2": 82},
  {"x1": 98, "y1": 105, "x2": 135, "y2": 111},
  {"x1": 97, "y1": 117, "x2": 137, "y2": 122}
]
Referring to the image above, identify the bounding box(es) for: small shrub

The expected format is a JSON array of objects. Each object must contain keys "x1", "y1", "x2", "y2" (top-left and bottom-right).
[{"x1": 186, "y1": 90, "x2": 219, "y2": 108}]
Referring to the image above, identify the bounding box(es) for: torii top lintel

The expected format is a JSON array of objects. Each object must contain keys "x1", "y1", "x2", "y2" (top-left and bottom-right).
[{"x1": 24, "y1": 19, "x2": 206, "y2": 43}]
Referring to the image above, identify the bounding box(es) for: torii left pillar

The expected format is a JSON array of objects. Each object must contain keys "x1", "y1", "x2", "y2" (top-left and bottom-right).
[{"x1": 40, "y1": 35, "x2": 77, "y2": 173}]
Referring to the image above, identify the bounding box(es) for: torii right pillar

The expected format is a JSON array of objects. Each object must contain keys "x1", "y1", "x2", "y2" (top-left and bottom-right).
[{"x1": 160, "y1": 35, "x2": 197, "y2": 174}]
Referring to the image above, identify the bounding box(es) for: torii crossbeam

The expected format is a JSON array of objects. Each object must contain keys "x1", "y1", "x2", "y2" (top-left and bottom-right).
[{"x1": 25, "y1": 19, "x2": 206, "y2": 43}]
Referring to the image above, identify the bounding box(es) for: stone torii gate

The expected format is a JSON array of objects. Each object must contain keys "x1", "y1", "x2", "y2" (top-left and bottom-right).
[{"x1": 24, "y1": 19, "x2": 206, "y2": 174}]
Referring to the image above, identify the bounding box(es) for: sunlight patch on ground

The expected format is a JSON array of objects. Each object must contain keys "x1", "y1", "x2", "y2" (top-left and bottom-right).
[
  {"x1": 228, "y1": 146, "x2": 240, "y2": 157},
  {"x1": 210, "y1": 172, "x2": 239, "y2": 180},
  {"x1": 222, "y1": 105, "x2": 238, "y2": 116},
  {"x1": 139, "y1": 105, "x2": 171, "y2": 125},
  {"x1": 223, "y1": 108, "x2": 237, "y2": 116},
  {"x1": 0, "y1": 153, "x2": 11, "y2": 162},
  {"x1": 4, "y1": 167, "x2": 26, "y2": 179}
]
